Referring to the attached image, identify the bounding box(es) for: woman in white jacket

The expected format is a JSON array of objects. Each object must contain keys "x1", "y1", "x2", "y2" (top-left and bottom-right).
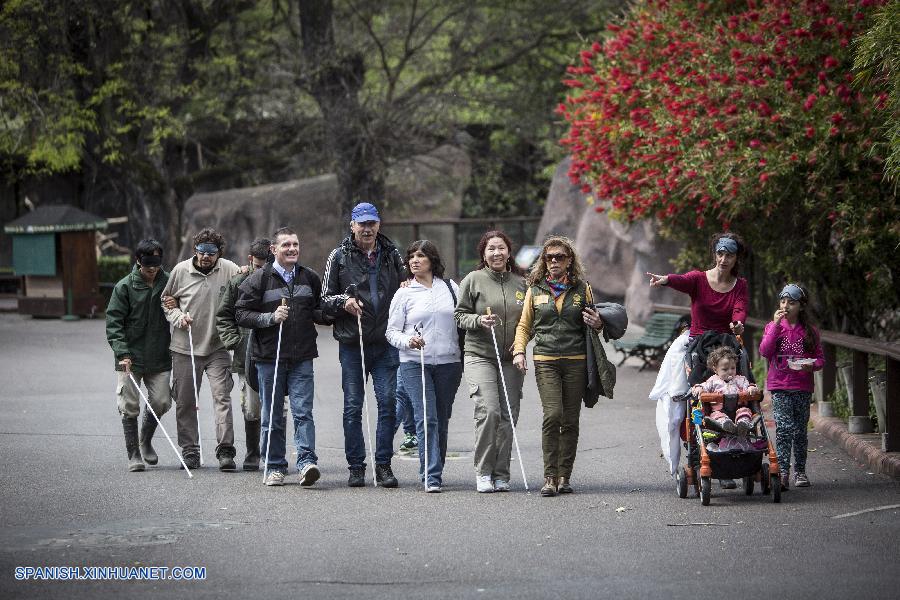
[{"x1": 386, "y1": 240, "x2": 462, "y2": 492}]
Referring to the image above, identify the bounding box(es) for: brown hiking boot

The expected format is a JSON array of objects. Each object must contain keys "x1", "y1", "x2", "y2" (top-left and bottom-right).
[
  {"x1": 540, "y1": 476, "x2": 558, "y2": 497},
  {"x1": 557, "y1": 476, "x2": 573, "y2": 494}
]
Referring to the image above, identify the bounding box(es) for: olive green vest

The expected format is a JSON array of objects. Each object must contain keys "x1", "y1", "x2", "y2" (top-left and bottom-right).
[{"x1": 530, "y1": 279, "x2": 588, "y2": 357}]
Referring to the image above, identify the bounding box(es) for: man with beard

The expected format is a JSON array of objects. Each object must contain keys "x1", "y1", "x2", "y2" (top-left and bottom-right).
[{"x1": 162, "y1": 228, "x2": 241, "y2": 470}]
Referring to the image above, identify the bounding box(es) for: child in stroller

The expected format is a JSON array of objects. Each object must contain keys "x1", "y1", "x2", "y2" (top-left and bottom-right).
[
  {"x1": 691, "y1": 347, "x2": 759, "y2": 443},
  {"x1": 674, "y1": 332, "x2": 782, "y2": 504}
]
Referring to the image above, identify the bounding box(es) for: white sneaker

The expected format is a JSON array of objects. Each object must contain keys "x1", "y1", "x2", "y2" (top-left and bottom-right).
[
  {"x1": 299, "y1": 463, "x2": 320, "y2": 487},
  {"x1": 476, "y1": 475, "x2": 494, "y2": 493},
  {"x1": 264, "y1": 471, "x2": 285, "y2": 486},
  {"x1": 425, "y1": 485, "x2": 442, "y2": 493},
  {"x1": 493, "y1": 479, "x2": 510, "y2": 492}
]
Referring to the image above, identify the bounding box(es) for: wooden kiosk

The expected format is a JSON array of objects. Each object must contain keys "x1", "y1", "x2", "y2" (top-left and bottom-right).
[{"x1": 4, "y1": 206, "x2": 107, "y2": 318}]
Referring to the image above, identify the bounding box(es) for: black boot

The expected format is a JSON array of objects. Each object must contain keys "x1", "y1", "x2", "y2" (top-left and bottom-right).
[
  {"x1": 243, "y1": 419, "x2": 261, "y2": 471},
  {"x1": 375, "y1": 463, "x2": 398, "y2": 488},
  {"x1": 122, "y1": 416, "x2": 145, "y2": 472},
  {"x1": 139, "y1": 411, "x2": 159, "y2": 466},
  {"x1": 217, "y1": 445, "x2": 237, "y2": 472}
]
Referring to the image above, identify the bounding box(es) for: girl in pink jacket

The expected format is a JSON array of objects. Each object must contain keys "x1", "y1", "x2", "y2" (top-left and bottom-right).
[{"x1": 758, "y1": 283, "x2": 825, "y2": 490}]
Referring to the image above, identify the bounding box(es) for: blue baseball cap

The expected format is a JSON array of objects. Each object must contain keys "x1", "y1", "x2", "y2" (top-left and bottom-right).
[{"x1": 351, "y1": 202, "x2": 380, "y2": 223}]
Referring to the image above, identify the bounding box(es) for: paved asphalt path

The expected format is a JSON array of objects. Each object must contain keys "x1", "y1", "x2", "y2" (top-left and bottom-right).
[{"x1": 0, "y1": 314, "x2": 897, "y2": 599}]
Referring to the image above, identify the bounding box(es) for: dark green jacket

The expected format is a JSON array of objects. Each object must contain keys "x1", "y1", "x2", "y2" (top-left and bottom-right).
[
  {"x1": 216, "y1": 270, "x2": 251, "y2": 373},
  {"x1": 530, "y1": 279, "x2": 589, "y2": 357},
  {"x1": 454, "y1": 267, "x2": 526, "y2": 362},
  {"x1": 105, "y1": 265, "x2": 171, "y2": 373}
]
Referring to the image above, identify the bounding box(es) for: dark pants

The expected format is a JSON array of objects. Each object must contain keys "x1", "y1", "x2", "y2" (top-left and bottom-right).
[
  {"x1": 535, "y1": 359, "x2": 586, "y2": 478},
  {"x1": 772, "y1": 390, "x2": 812, "y2": 475},
  {"x1": 339, "y1": 342, "x2": 399, "y2": 468}
]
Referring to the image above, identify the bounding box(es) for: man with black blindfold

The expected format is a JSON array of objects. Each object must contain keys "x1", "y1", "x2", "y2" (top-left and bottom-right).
[{"x1": 105, "y1": 239, "x2": 172, "y2": 472}]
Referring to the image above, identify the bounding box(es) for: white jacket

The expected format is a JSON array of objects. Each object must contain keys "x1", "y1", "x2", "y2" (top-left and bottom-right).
[{"x1": 386, "y1": 277, "x2": 461, "y2": 365}]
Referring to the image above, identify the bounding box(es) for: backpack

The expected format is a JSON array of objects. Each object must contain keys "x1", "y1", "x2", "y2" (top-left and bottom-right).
[{"x1": 442, "y1": 279, "x2": 466, "y2": 363}]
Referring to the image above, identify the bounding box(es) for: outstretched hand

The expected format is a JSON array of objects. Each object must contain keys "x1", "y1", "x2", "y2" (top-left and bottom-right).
[{"x1": 646, "y1": 272, "x2": 668, "y2": 287}]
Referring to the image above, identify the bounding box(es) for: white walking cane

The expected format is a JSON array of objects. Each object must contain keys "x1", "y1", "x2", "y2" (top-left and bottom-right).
[
  {"x1": 186, "y1": 317, "x2": 203, "y2": 466},
  {"x1": 263, "y1": 298, "x2": 287, "y2": 483},
  {"x1": 127, "y1": 372, "x2": 193, "y2": 478},
  {"x1": 357, "y1": 312, "x2": 377, "y2": 487},
  {"x1": 414, "y1": 323, "x2": 428, "y2": 490},
  {"x1": 486, "y1": 307, "x2": 528, "y2": 491}
]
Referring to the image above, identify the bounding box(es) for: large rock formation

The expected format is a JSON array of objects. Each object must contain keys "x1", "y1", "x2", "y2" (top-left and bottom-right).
[
  {"x1": 534, "y1": 158, "x2": 687, "y2": 324},
  {"x1": 178, "y1": 145, "x2": 471, "y2": 276}
]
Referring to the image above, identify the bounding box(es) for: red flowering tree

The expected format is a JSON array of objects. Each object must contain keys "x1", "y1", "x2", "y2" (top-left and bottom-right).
[{"x1": 560, "y1": 0, "x2": 898, "y2": 336}]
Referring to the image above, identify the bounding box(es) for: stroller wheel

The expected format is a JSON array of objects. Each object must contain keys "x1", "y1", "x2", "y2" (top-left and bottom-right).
[
  {"x1": 700, "y1": 477, "x2": 711, "y2": 506},
  {"x1": 677, "y1": 468, "x2": 689, "y2": 499},
  {"x1": 743, "y1": 476, "x2": 754, "y2": 495},
  {"x1": 772, "y1": 474, "x2": 782, "y2": 503},
  {"x1": 761, "y1": 463, "x2": 771, "y2": 495}
]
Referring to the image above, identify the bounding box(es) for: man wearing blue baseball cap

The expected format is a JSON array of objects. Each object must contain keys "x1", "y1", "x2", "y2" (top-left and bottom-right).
[{"x1": 322, "y1": 202, "x2": 406, "y2": 487}]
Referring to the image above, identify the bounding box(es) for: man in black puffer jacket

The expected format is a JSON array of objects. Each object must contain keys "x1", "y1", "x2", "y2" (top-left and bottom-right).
[
  {"x1": 322, "y1": 202, "x2": 406, "y2": 488},
  {"x1": 235, "y1": 227, "x2": 331, "y2": 487}
]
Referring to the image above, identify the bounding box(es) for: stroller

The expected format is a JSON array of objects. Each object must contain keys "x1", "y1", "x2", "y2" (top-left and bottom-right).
[{"x1": 673, "y1": 332, "x2": 781, "y2": 505}]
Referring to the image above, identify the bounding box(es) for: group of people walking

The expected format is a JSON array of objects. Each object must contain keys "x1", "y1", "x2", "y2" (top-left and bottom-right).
[
  {"x1": 107, "y1": 202, "x2": 615, "y2": 495},
  {"x1": 107, "y1": 209, "x2": 823, "y2": 496}
]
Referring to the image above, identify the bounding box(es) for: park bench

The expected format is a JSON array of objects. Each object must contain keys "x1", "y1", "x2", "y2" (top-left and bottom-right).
[{"x1": 612, "y1": 312, "x2": 689, "y2": 370}]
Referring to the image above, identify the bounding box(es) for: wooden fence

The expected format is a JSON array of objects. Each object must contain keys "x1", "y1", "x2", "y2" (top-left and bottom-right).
[{"x1": 653, "y1": 303, "x2": 900, "y2": 453}]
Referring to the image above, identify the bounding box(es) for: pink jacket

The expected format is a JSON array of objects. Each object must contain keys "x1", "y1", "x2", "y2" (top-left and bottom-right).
[{"x1": 758, "y1": 320, "x2": 825, "y2": 392}]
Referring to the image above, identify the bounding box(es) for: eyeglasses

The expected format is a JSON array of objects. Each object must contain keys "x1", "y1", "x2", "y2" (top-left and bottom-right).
[
  {"x1": 545, "y1": 253, "x2": 569, "y2": 263},
  {"x1": 196, "y1": 250, "x2": 218, "y2": 257}
]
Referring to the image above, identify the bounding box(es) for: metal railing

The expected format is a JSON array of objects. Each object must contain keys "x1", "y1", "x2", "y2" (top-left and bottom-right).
[
  {"x1": 653, "y1": 303, "x2": 900, "y2": 452},
  {"x1": 381, "y1": 216, "x2": 541, "y2": 280}
]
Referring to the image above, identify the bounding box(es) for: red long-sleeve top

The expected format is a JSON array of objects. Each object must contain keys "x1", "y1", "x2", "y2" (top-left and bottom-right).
[{"x1": 666, "y1": 270, "x2": 748, "y2": 337}]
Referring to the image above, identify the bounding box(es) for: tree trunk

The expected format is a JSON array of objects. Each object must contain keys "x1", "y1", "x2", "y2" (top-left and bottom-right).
[{"x1": 298, "y1": 0, "x2": 384, "y2": 223}]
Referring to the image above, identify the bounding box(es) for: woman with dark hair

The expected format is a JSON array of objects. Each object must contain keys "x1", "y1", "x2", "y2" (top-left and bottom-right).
[
  {"x1": 646, "y1": 231, "x2": 750, "y2": 489},
  {"x1": 512, "y1": 236, "x2": 604, "y2": 497},
  {"x1": 386, "y1": 240, "x2": 462, "y2": 492},
  {"x1": 454, "y1": 230, "x2": 527, "y2": 492}
]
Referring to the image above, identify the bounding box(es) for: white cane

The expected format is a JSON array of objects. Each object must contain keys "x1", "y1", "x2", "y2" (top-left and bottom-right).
[
  {"x1": 486, "y1": 307, "x2": 529, "y2": 491},
  {"x1": 127, "y1": 372, "x2": 193, "y2": 478},
  {"x1": 186, "y1": 318, "x2": 203, "y2": 466},
  {"x1": 415, "y1": 323, "x2": 428, "y2": 490},
  {"x1": 263, "y1": 298, "x2": 287, "y2": 483},
  {"x1": 357, "y1": 313, "x2": 377, "y2": 487}
]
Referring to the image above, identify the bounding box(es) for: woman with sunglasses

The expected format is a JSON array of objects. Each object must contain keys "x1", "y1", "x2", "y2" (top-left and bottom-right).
[
  {"x1": 512, "y1": 236, "x2": 604, "y2": 497},
  {"x1": 454, "y1": 230, "x2": 528, "y2": 493},
  {"x1": 385, "y1": 240, "x2": 462, "y2": 492},
  {"x1": 646, "y1": 231, "x2": 749, "y2": 489}
]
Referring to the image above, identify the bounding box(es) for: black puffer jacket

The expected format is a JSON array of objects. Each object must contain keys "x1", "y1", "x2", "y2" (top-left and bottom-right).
[
  {"x1": 235, "y1": 263, "x2": 330, "y2": 363},
  {"x1": 321, "y1": 233, "x2": 405, "y2": 345}
]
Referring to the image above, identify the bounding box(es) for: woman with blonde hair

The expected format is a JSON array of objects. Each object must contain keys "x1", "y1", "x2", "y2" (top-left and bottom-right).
[{"x1": 513, "y1": 236, "x2": 604, "y2": 496}]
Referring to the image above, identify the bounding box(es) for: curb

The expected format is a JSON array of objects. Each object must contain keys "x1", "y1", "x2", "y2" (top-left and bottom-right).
[{"x1": 810, "y1": 409, "x2": 900, "y2": 479}]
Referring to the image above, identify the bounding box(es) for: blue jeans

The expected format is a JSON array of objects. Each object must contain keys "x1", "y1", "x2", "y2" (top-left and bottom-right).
[
  {"x1": 394, "y1": 375, "x2": 416, "y2": 436},
  {"x1": 399, "y1": 361, "x2": 463, "y2": 487},
  {"x1": 257, "y1": 360, "x2": 317, "y2": 473},
  {"x1": 339, "y1": 342, "x2": 399, "y2": 468}
]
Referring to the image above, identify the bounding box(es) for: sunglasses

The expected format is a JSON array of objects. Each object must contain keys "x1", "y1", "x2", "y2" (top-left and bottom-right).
[{"x1": 545, "y1": 253, "x2": 569, "y2": 262}]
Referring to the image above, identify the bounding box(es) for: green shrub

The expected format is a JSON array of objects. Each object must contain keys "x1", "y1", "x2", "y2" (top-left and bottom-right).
[{"x1": 98, "y1": 255, "x2": 133, "y2": 284}]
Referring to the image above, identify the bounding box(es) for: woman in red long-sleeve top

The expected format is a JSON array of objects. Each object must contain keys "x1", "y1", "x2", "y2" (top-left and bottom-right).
[{"x1": 646, "y1": 232, "x2": 749, "y2": 488}]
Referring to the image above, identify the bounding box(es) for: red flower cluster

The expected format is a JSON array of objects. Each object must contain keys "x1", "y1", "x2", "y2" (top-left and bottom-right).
[{"x1": 558, "y1": 0, "x2": 886, "y2": 229}]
